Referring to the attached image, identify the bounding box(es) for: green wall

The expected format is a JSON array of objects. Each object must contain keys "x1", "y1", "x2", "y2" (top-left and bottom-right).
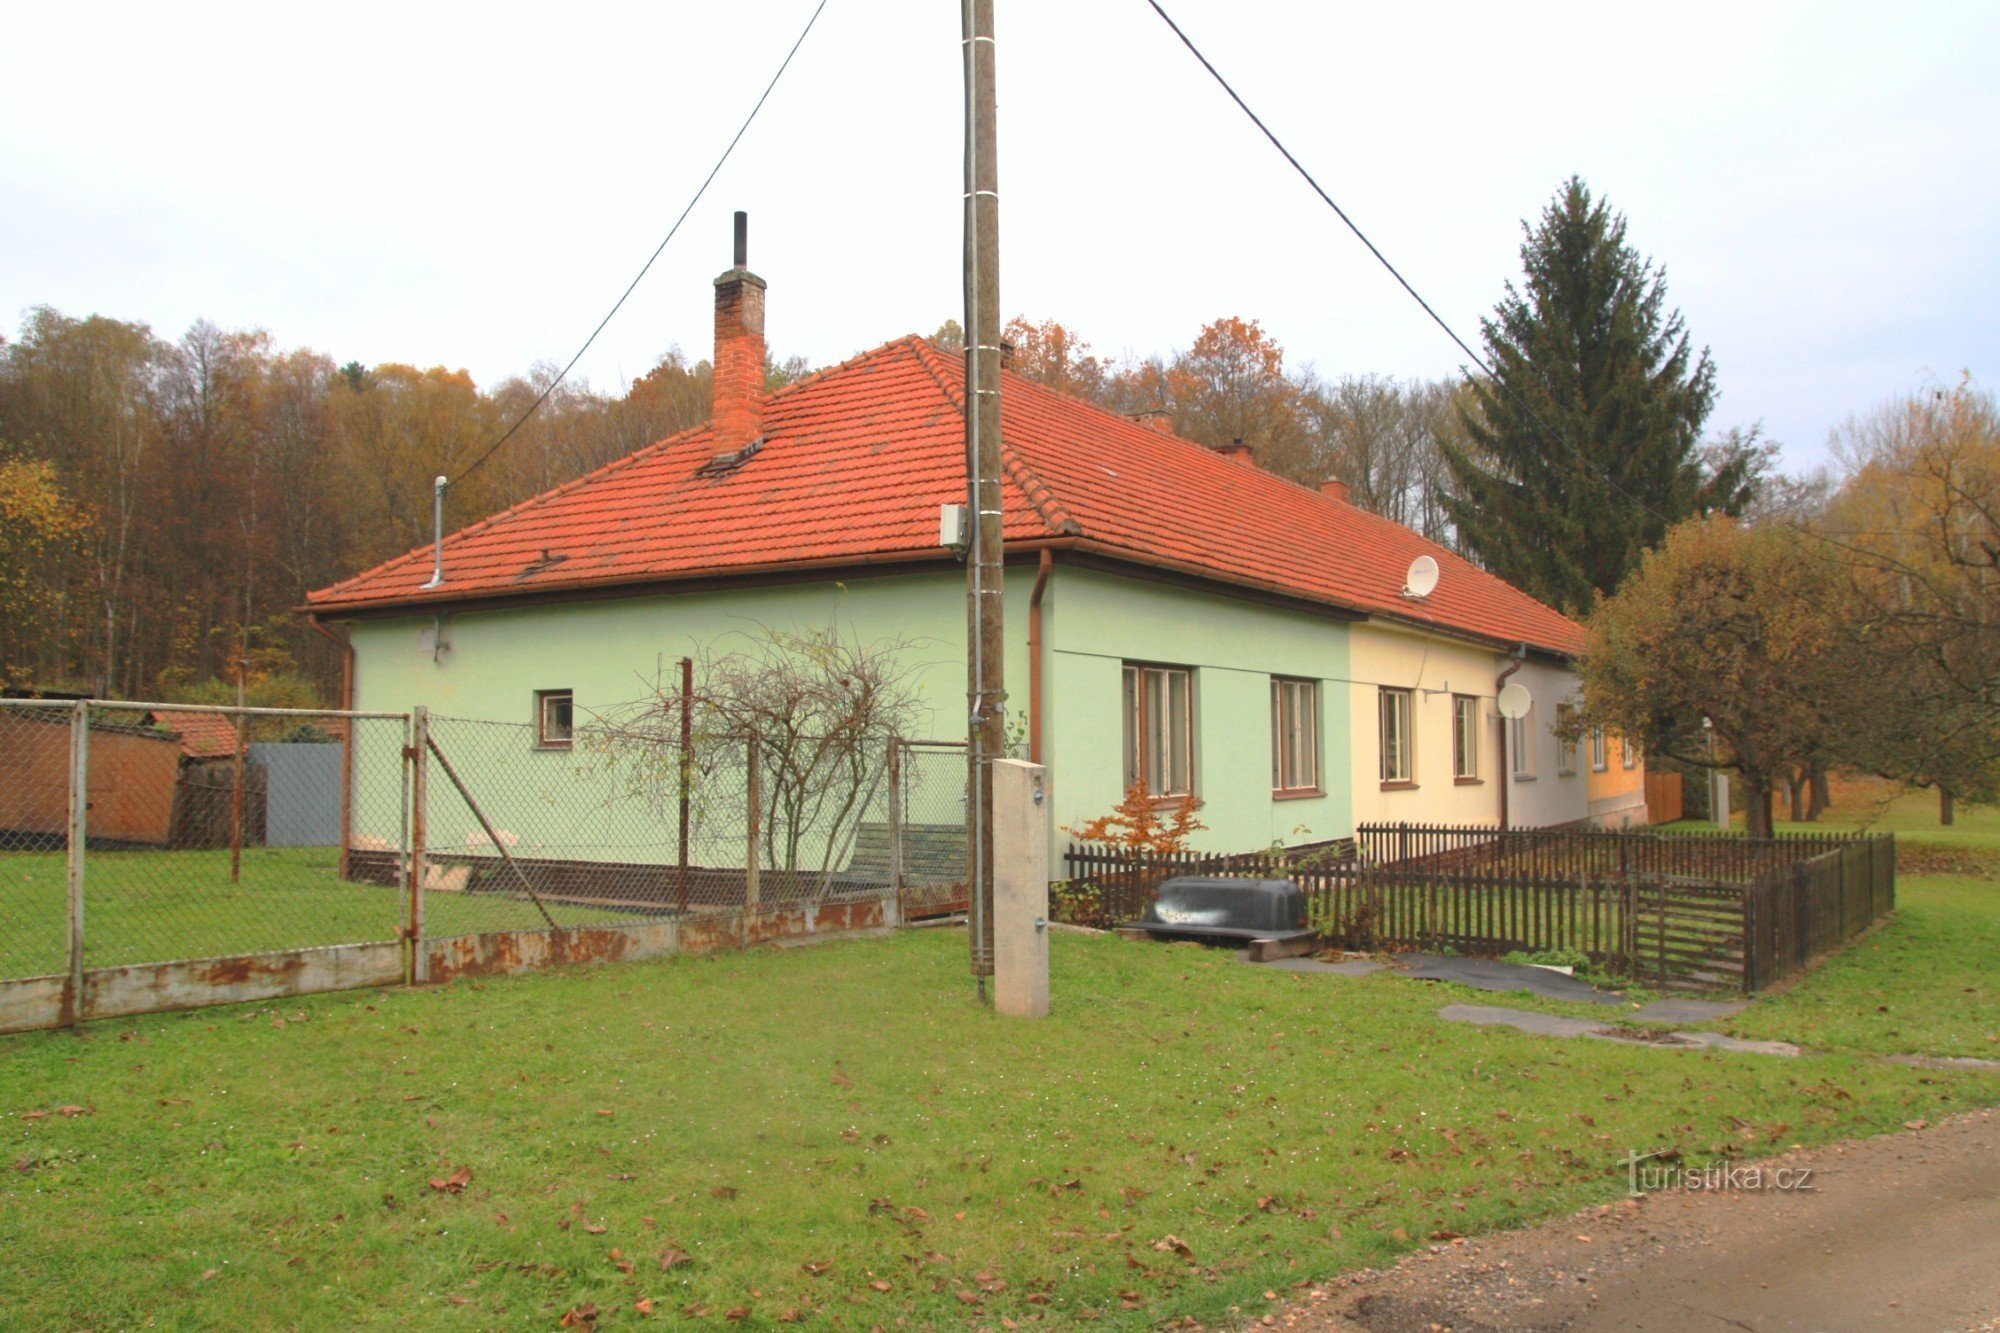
[
  {"x1": 1044, "y1": 567, "x2": 1352, "y2": 852},
  {"x1": 344, "y1": 561, "x2": 1353, "y2": 863}
]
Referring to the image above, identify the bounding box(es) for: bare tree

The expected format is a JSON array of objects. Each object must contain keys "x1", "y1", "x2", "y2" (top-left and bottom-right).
[{"x1": 582, "y1": 624, "x2": 924, "y2": 882}]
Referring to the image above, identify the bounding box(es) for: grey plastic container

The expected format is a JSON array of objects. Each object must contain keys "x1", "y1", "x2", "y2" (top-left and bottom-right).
[{"x1": 1134, "y1": 876, "x2": 1308, "y2": 940}]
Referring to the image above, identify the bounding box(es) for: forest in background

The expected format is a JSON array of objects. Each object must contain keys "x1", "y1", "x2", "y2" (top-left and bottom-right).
[{"x1": 0, "y1": 305, "x2": 1487, "y2": 706}]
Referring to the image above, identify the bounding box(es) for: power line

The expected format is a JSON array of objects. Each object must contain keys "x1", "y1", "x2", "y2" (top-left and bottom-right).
[
  {"x1": 1140, "y1": 0, "x2": 1683, "y2": 530},
  {"x1": 453, "y1": 0, "x2": 831, "y2": 487}
]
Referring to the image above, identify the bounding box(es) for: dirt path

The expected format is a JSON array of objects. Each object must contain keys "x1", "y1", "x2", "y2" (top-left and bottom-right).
[{"x1": 1272, "y1": 1108, "x2": 2000, "y2": 1331}]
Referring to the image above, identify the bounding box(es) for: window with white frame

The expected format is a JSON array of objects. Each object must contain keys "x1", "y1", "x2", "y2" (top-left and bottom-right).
[
  {"x1": 1123, "y1": 663, "x2": 1193, "y2": 796},
  {"x1": 1379, "y1": 687, "x2": 1414, "y2": 784},
  {"x1": 1591, "y1": 726, "x2": 1609, "y2": 772},
  {"x1": 1270, "y1": 677, "x2": 1320, "y2": 793},
  {"x1": 1623, "y1": 736, "x2": 1639, "y2": 770},
  {"x1": 535, "y1": 689, "x2": 574, "y2": 749},
  {"x1": 1510, "y1": 708, "x2": 1533, "y2": 778},
  {"x1": 1452, "y1": 694, "x2": 1480, "y2": 780},
  {"x1": 1556, "y1": 703, "x2": 1578, "y2": 774}
]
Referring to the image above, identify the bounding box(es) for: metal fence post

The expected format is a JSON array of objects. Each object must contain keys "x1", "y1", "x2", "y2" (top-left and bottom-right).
[
  {"x1": 408, "y1": 706, "x2": 429, "y2": 985},
  {"x1": 886, "y1": 737, "x2": 903, "y2": 918},
  {"x1": 62, "y1": 700, "x2": 89, "y2": 1027},
  {"x1": 745, "y1": 735, "x2": 761, "y2": 914}
]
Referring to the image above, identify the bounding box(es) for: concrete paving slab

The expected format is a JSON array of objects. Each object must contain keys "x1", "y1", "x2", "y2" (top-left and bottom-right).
[
  {"x1": 1439, "y1": 1002, "x2": 1601, "y2": 1038},
  {"x1": 1402, "y1": 953, "x2": 1627, "y2": 1004},
  {"x1": 1262, "y1": 956, "x2": 1388, "y2": 976},
  {"x1": 1632, "y1": 997, "x2": 1749, "y2": 1023},
  {"x1": 1438, "y1": 1003, "x2": 1800, "y2": 1056}
]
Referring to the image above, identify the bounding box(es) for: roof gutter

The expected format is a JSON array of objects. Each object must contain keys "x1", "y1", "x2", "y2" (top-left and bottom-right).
[
  {"x1": 1496, "y1": 643, "x2": 1528, "y2": 831},
  {"x1": 300, "y1": 535, "x2": 1577, "y2": 659},
  {"x1": 1028, "y1": 548, "x2": 1053, "y2": 765}
]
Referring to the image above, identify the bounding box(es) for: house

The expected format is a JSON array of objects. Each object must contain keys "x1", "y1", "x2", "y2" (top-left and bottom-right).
[{"x1": 304, "y1": 232, "x2": 1635, "y2": 856}]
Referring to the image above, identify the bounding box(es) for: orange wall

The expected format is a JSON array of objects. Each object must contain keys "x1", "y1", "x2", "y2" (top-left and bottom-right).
[{"x1": 1587, "y1": 731, "x2": 1648, "y2": 828}]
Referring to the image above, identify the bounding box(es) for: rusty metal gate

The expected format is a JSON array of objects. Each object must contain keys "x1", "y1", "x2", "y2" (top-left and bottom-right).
[{"x1": 884, "y1": 738, "x2": 969, "y2": 919}]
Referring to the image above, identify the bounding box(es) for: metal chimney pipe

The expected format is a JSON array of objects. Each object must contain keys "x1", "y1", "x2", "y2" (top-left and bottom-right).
[
  {"x1": 733, "y1": 210, "x2": 748, "y2": 269},
  {"x1": 423, "y1": 475, "x2": 448, "y2": 588}
]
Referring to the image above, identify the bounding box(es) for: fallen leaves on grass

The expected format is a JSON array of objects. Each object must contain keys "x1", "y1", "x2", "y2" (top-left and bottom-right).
[
  {"x1": 558, "y1": 1303, "x2": 598, "y2": 1327},
  {"x1": 659, "y1": 1247, "x2": 691, "y2": 1271},
  {"x1": 427, "y1": 1165, "x2": 472, "y2": 1194},
  {"x1": 1153, "y1": 1235, "x2": 1194, "y2": 1261}
]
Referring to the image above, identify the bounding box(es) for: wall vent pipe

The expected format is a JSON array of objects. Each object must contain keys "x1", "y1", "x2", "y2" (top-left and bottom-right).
[{"x1": 422, "y1": 475, "x2": 448, "y2": 588}]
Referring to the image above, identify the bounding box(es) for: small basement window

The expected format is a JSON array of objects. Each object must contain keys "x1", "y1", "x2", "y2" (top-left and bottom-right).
[{"x1": 535, "y1": 689, "x2": 574, "y2": 749}]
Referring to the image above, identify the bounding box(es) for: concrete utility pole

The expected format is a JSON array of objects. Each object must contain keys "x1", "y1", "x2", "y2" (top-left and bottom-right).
[{"x1": 962, "y1": 0, "x2": 1004, "y2": 991}]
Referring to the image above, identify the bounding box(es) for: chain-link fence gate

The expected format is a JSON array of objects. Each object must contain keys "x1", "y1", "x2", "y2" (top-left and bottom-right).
[{"x1": 884, "y1": 738, "x2": 970, "y2": 920}]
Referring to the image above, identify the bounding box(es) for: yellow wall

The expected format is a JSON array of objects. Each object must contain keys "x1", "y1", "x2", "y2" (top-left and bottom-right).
[{"x1": 1346, "y1": 619, "x2": 1591, "y2": 829}]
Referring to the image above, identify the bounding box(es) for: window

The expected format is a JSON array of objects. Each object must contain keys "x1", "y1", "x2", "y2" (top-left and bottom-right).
[
  {"x1": 1123, "y1": 664, "x2": 1193, "y2": 796},
  {"x1": 1270, "y1": 677, "x2": 1320, "y2": 793},
  {"x1": 1510, "y1": 707, "x2": 1533, "y2": 778},
  {"x1": 1591, "y1": 726, "x2": 1609, "y2": 772},
  {"x1": 535, "y1": 689, "x2": 574, "y2": 748},
  {"x1": 1556, "y1": 704, "x2": 1578, "y2": 774},
  {"x1": 1623, "y1": 737, "x2": 1639, "y2": 770},
  {"x1": 1379, "y1": 687, "x2": 1414, "y2": 784},
  {"x1": 1452, "y1": 694, "x2": 1480, "y2": 781}
]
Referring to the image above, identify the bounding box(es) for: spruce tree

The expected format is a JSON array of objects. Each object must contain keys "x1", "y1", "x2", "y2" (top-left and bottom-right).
[{"x1": 1442, "y1": 177, "x2": 1753, "y2": 612}]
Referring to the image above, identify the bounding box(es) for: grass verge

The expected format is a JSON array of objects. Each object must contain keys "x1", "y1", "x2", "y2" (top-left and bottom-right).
[{"x1": 4, "y1": 926, "x2": 1996, "y2": 1329}]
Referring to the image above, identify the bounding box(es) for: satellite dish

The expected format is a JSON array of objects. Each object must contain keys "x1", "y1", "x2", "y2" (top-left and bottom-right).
[
  {"x1": 1403, "y1": 555, "x2": 1439, "y2": 600},
  {"x1": 1497, "y1": 682, "x2": 1532, "y2": 720}
]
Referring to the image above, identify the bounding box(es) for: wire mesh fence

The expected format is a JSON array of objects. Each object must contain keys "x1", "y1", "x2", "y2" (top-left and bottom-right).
[
  {"x1": 0, "y1": 701, "x2": 943, "y2": 1031},
  {"x1": 0, "y1": 702, "x2": 77, "y2": 980},
  {"x1": 412, "y1": 714, "x2": 902, "y2": 938},
  {"x1": 2, "y1": 703, "x2": 413, "y2": 974}
]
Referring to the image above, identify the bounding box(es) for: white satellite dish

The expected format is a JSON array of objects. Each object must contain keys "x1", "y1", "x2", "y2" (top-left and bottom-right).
[
  {"x1": 1497, "y1": 681, "x2": 1532, "y2": 720},
  {"x1": 1403, "y1": 555, "x2": 1439, "y2": 600}
]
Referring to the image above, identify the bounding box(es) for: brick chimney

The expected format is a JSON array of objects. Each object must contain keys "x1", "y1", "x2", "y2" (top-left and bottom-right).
[
  {"x1": 1320, "y1": 478, "x2": 1350, "y2": 503},
  {"x1": 1213, "y1": 438, "x2": 1255, "y2": 466},
  {"x1": 1125, "y1": 409, "x2": 1175, "y2": 435},
  {"x1": 711, "y1": 211, "x2": 766, "y2": 456}
]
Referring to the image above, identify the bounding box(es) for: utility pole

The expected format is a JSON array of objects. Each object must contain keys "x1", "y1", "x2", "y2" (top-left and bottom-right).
[{"x1": 962, "y1": 0, "x2": 1004, "y2": 993}]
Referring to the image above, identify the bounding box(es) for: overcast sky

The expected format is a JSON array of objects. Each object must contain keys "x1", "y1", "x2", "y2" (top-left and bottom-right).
[{"x1": 4, "y1": 2, "x2": 1995, "y2": 474}]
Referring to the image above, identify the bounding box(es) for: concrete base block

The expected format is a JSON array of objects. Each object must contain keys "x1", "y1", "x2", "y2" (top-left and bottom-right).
[{"x1": 991, "y1": 759, "x2": 1049, "y2": 1018}]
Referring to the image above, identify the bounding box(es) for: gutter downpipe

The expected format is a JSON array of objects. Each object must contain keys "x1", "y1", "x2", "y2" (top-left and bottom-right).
[
  {"x1": 307, "y1": 614, "x2": 357, "y2": 881},
  {"x1": 1028, "y1": 548, "x2": 1052, "y2": 765},
  {"x1": 1496, "y1": 644, "x2": 1528, "y2": 831}
]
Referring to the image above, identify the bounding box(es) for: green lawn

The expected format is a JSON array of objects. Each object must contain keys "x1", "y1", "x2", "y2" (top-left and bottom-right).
[
  {"x1": 4, "y1": 927, "x2": 1996, "y2": 1329},
  {"x1": 0, "y1": 847, "x2": 616, "y2": 978},
  {"x1": 1660, "y1": 783, "x2": 2000, "y2": 850},
  {"x1": 1711, "y1": 873, "x2": 2000, "y2": 1058}
]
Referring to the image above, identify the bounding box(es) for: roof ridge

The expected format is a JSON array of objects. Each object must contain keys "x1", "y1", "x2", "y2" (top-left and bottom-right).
[
  {"x1": 906, "y1": 337, "x2": 1077, "y2": 538},
  {"x1": 1001, "y1": 446, "x2": 1081, "y2": 537},
  {"x1": 905, "y1": 335, "x2": 966, "y2": 414}
]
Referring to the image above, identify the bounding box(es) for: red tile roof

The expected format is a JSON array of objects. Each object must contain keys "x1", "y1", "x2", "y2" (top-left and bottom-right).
[
  {"x1": 156, "y1": 711, "x2": 242, "y2": 760},
  {"x1": 307, "y1": 337, "x2": 1583, "y2": 656}
]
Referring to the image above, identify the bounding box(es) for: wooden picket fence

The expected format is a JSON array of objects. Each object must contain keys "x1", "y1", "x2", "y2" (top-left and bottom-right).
[{"x1": 1064, "y1": 823, "x2": 1895, "y2": 993}]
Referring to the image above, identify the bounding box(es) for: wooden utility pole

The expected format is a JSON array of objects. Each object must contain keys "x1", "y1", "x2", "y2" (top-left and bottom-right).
[
  {"x1": 230, "y1": 651, "x2": 248, "y2": 882},
  {"x1": 962, "y1": 0, "x2": 1004, "y2": 990}
]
